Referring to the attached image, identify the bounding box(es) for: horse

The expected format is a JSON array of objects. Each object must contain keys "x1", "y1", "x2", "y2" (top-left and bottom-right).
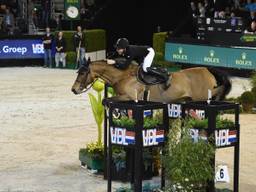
[{"x1": 71, "y1": 60, "x2": 231, "y2": 103}]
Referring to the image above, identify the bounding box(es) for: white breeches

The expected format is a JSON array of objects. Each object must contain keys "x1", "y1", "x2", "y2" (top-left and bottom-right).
[{"x1": 142, "y1": 48, "x2": 155, "y2": 72}]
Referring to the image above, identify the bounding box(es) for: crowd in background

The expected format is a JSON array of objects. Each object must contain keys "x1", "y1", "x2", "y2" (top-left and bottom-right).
[
  {"x1": 190, "y1": 0, "x2": 256, "y2": 33},
  {"x1": 0, "y1": 0, "x2": 106, "y2": 36},
  {"x1": 0, "y1": 0, "x2": 18, "y2": 35}
]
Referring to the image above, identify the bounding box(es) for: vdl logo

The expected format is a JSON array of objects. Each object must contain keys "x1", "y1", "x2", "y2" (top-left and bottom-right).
[
  {"x1": 172, "y1": 47, "x2": 188, "y2": 61},
  {"x1": 235, "y1": 52, "x2": 252, "y2": 66},
  {"x1": 32, "y1": 44, "x2": 44, "y2": 54},
  {"x1": 204, "y1": 50, "x2": 220, "y2": 64}
]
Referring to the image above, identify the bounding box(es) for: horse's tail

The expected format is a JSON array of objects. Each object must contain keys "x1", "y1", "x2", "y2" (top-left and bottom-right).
[{"x1": 208, "y1": 68, "x2": 232, "y2": 101}]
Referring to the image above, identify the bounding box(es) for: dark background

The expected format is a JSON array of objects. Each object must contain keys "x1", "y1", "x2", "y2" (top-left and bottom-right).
[{"x1": 93, "y1": 0, "x2": 192, "y2": 50}]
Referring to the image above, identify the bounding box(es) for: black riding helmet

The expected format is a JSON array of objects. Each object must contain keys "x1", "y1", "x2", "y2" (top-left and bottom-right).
[{"x1": 115, "y1": 38, "x2": 129, "y2": 49}]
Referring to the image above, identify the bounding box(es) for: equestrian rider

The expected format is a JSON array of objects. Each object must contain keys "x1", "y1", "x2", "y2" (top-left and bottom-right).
[{"x1": 106, "y1": 38, "x2": 170, "y2": 88}]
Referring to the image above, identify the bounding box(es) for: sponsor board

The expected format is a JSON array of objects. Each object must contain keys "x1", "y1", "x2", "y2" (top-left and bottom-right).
[
  {"x1": 0, "y1": 39, "x2": 45, "y2": 59},
  {"x1": 110, "y1": 127, "x2": 165, "y2": 147}
]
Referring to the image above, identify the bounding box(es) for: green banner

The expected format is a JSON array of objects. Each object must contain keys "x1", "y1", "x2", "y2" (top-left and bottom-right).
[
  {"x1": 165, "y1": 42, "x2": 256, "y2": 70},
  {"x1": 64, "y1": 0, "x2": 80, "y2": 20}
]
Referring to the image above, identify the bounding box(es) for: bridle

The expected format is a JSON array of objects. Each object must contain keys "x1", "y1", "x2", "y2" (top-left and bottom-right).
[{"x1": 76, "y1": 66, "x2": 98, "y2": 93}]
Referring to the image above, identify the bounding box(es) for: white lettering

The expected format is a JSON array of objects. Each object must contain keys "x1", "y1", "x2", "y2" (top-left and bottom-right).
[
  {"x1": 32, "y1": 44, "x2": 44, "y2": 54},
  {"x1": 110, "y1": 127, "x2": 128, "y2": 145},
  {"x1": 2, "y1": 46, "x2": 27, "y2": 55},
  {"x1": 143, "y1": 129, "x2": 158, "y2": 146},
  {"x1": 215, "y1": 129, "x2": 230, "y2": 147},
  {"x1": 168, "y1": 104, "x2": 182, "y2": 118}
]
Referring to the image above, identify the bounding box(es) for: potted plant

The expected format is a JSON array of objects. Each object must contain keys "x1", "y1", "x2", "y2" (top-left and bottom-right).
[
  {"x1": 240, "y1": 91, "x2": 255, "y2": 112},
  {"x1": 66, "y1": 51, "x2": 76, "y2": 69},
  {"x1": 79, "y1": 79, "x2": 105, "y2": 171},
  {"x1": 79, "y1": 142, "x2": 104, "y2": 171},
  {"x1": 164, "y1": 119, "x2": 215, "y2": 192},
  {"x1": 187, "y1": 116, "x2": 235, "y2": 130}
]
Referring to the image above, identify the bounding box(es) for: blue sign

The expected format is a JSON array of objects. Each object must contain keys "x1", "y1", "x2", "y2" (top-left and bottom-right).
[{"x1": 0, "y1": 39, "x2": 45, "y2": 59}]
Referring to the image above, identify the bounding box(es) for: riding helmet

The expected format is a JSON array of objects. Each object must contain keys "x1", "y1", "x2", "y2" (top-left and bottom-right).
[{"x1": 115, "y1": 38, "x2": 129, "y2": 49}]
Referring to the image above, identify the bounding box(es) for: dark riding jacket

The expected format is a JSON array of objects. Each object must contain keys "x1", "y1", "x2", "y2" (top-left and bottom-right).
[
  {"x1": 112, "y1": 45, "x2": 150, "y2": 69},
  {"x1": 73, "y1": 32, "x2": 86, "y2": 48}
]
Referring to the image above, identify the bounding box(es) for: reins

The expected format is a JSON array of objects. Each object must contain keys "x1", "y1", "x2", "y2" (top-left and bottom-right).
[{"x1": 80, "y1": 78, "x2": 98, "y2": 93}]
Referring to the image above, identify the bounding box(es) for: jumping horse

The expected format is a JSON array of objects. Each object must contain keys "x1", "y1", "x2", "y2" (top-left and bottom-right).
[{"x1": 71, "y1": 60, "x2": 231, "y2": 102}]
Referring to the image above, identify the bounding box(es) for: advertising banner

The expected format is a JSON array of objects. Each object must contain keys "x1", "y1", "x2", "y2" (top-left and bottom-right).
[
  {"x1": 0, "y1": 39, "x2": 44, "y2": 59},
  {"x1": 165, "y1": 42, "x2": 256, "y2": 70}
]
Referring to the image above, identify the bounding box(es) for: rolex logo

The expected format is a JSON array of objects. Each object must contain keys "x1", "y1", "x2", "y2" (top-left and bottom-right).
[
  {"x1": 178, "y1": 47, "x2": 183, "y2": 54},
  {"x1": 172, "y1": 47, "x2": 187, "y2": 61},
  {"x1": 242, "y1": 52, "x2": 246, "y2": 60},
  {"x1": 210, "y1": 50, "x2": 215, "y2": 57}
]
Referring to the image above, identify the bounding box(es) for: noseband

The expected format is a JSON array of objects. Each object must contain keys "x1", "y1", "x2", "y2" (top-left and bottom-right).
[{"x1": 77, "y1": 66, "x2": 98, "y2": 93}]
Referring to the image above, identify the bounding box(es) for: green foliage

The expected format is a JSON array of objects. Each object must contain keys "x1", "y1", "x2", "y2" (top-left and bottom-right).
[
  {"x1": 88, "y1": 90, "x2": 104, "y2": 144},
  {"x1": 85, "y1": 29, "x2": 106, "y2": 52},
  {"x1": 153, "y1": 32, "x2": 167, "y2": 53},
  {"x1": 144, "y1": 117, "x2": 161, "y2": 129},
  {"x1": 240, "y1": 91, "x2": 255, "y2": 104},
  {"x1": 216, "y1": 117, "x2": 235, "y2": 129},
  {"x1": 154, "y1": 52, "x2": 164, "y2": 62},
  {"x1": 61, "y1": 31, "x2": 76, "y2": 51},
  {"x1": 187, "y1": 118, "x2": 208, "y2": 129},
  {"x1": 152, "y1": 32, "x2": 181, "y2": 70},
  {"x1": 251, "y1": 87, "x2": 256, "y2": 101},
  {"x1": 66, "y1": 51, "x2": 76, "y2": 64},
  {"x1": 240, "y1": 91, "x2": 255, "y2": 112},
  {"x1": 59, "y1": 29, "x2": 106, "y2": 52},
  {"x1": 250, "y1": 72, "x2": 256, "y2": 88},
  {"x1": 83, "y1": 142, "x2": 104, "y2": 159},
  {"x1": 164, "y1": 119, "x2": 215, "y2": 191},
  {"x1": 113, "y1": 116, "x2": 135, "y2": 128},
  {"x1": 187, "y1": 117, "x2": 235, "y2": 129},
  {"x1": 113, "y1": 116, "x2": 162, "y2": 129}
]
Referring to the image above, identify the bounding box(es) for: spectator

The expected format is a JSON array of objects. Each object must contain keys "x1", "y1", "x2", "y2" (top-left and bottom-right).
[
  {"x1": 55, "y1": 14, "x2": 63, "y2": 30},
  {"x1": 55, "y1": 31, "x2": 66, "y2": 68},
  {"x1": 218, "y1": 11, "x2": 226, "y2": 18},
  {"x1": 244, "y1": 20, "x2": 256, "y2": 33},
  {"x1": 204, "y1": 0, "x2": 214, "y2": 17},
  {"x1": 42, "y1": 27, "x2": 53, "y2": 67},
  {"x1": 191, "y1": 1, "x2": 199, "y2": 17},
  {"x1": 198, "y1": 2, "x2": 206, "y2": 17},
  {"x1": 73, "y1": 25, "x2": 87, "y2": 68},
  {"x1": 3, "y1": 8, "x2": 14, "y2": 35},
  {"x1": 249, "y1": 11, "x2": 256, "y2": 22}
]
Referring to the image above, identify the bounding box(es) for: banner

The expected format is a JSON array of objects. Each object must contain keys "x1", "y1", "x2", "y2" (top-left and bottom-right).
[
  {"x1": 0, "y1": 39, "x2": 44, "y2": 59},
  {"x1": 165, "y1": 42, "x2": 256, "y2": 70},
  {"x1": 64, "y1": 0, "x2": 80, "y2": 20}
]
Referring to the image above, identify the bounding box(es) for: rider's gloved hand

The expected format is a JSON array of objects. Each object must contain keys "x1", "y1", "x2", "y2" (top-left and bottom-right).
[{"x1": 107, "y1": 59, "x2": 116, "y2": 65}]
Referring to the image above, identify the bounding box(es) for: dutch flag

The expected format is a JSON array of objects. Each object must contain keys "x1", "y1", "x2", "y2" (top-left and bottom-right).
[
  {"x1": 228, "y1": 130, "x2": 237, "y2": 143},
  {"x1": 156, "y1": 130, "x2": 165, "y2": 143},
  {"x1": 125, "y1": 131, "x2": 135, "y2": 144}
]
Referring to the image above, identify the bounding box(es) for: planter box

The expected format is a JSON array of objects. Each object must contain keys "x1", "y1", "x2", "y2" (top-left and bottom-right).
[
  {"x1": 79, "y1": 150, "x2": 104, "y2": 171},
  {"x1": 66, "y1": 63, "x2": 76, "y2": 69}
]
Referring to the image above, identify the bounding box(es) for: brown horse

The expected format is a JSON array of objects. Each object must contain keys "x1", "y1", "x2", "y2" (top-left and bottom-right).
[{"x1": 71, "y1": 60, "x2": 231, "y2": 102}]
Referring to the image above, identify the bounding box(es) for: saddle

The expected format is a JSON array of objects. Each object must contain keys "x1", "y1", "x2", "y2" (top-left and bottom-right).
[{"x1": 137, "y1": 66, "x2": 170, "y2": 86}]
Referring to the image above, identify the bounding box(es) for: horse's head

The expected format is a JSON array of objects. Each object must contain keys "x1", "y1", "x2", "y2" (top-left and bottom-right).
[{"x1": 71, "y1": 65, "x2": 94, "y2": 94}]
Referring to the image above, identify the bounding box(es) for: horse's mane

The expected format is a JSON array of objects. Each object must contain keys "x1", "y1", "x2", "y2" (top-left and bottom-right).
[{"x1": 91, "y1": 60, "x2": 139, "y2": 73}]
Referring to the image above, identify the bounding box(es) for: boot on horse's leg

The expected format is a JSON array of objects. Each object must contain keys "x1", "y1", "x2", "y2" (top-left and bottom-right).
[{"x1": 146, "y1": 67, "x2": 170, "y2": 90}]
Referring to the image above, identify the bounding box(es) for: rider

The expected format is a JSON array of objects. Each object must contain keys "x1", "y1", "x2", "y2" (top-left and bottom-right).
[{"x1": 106, "y1": 38, "x2": 170, "y2": 88}]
